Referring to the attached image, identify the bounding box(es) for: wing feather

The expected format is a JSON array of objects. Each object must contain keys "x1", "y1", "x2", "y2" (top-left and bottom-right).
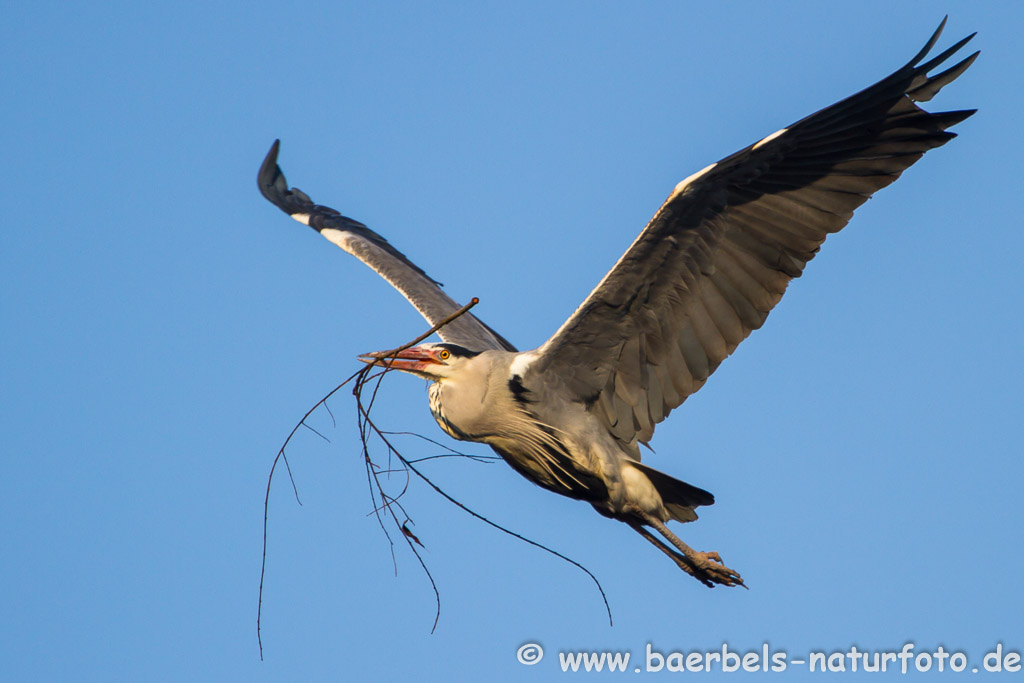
[
  {"x1": 258, "y1": 141, "x2": 516, "y2": 352},
  {"x1": 528, "y1": 20, "x2": 976, "y2": 446}
]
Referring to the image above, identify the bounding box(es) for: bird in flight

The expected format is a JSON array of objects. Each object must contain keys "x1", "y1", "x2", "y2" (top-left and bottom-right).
[{"x1": 258, "y1": 19, "x2": 976, "y2": 588}]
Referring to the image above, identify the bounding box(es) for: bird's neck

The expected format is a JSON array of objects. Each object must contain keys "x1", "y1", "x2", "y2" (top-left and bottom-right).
[{"x1": 426, "y1": 353, "x2": 513, "y2": 442}]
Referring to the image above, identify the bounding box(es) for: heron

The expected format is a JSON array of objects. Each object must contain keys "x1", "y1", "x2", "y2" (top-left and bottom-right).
[{"x1": 258, "y1": 20, "x2": 976, "y2": 588}]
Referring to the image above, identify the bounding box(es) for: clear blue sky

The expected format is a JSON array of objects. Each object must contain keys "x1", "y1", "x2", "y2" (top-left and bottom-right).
[{"x1": 2, "y1": 2, "x2": 1021, "y2": 680}]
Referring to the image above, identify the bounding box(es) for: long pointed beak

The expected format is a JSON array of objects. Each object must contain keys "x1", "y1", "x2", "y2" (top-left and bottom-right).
[{"x1": 358, "y1": 345, "x2": 441, "y2": 375}]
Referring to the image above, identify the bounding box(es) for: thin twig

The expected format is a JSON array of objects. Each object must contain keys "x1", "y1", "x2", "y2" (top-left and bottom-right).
[
  {"x1": 300, "y1": 422, "x2": 331, "y2": 443},
  {"x1": 380, "y1": 430, "x2": 501, "y2": 461},
  {"x1": 405, "y1": 453, "x2": 498, "y2": 465},
  {"x1": 258, "y1": 299, "x2": 480, "y2": 659},
  {"x1": 257, "y1": 369, "x2": 363, "y2": 661},
  {"x1": 356, "y1": 392, "x2": 613, "y2": 630},
  {"x1": 366, "y1": 298, "x2": 483, "y2": 361},
  {"x1": 259, "y1": 296, "x2": 613, "y2": 659},
  {"x1": 350, "y1": 299, "x2": 613, "y2": 629}
]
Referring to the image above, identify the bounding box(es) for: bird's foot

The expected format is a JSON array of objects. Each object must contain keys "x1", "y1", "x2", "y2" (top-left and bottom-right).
[
  {"x1": 625, "y1": 505, "x2": 747, "y2": 589},
  {"x1": 687, "y1": 550, "x2": 745, "y2": 589}
]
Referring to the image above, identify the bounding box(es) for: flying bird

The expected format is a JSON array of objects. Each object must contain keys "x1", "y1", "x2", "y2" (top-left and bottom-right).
[{"x1": 258, "y1": 20, "x2": 976, "y2": 588}]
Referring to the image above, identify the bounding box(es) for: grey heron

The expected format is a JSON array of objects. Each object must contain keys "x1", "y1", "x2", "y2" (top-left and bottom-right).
[{"x1": 258, "y1": 20, "x2": 976, "y2": 588}]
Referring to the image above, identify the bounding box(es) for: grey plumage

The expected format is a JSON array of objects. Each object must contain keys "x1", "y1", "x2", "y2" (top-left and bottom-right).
[
  {"x1": 259, "y1": 19, "x2": 976, "y2": 587},
  {"x1": 258, "y1": 148, "x2": 516, "y2": 354}
]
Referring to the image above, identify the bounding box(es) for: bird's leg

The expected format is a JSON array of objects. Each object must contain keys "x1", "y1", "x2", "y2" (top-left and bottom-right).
[
  {"x1": 626, "y1": 521, "x2": 703, "y2": 581},
  {"x1": 625, "y1": 505, "x2": 745, "y2": 588}
]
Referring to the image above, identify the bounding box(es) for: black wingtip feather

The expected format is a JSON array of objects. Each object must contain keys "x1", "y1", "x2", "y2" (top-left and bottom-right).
[
  {"x1": 256, "y1": 139, "x2": 327, "y2": 222},
  {"x1": 257, "y1": 138, "x2": 293, "y2": 211},
  {"x1": 916, "y1": 31, "x2": 977, "y2": 75},
  {"x1": 909, "y1": 51, "x2": 980, "y2": 102},
  {"x1": 906, "y1": 16, "x2": 948, "y2": 68}
]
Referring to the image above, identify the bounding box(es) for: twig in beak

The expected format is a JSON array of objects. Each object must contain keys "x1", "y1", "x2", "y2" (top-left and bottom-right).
[{"x1": 362, "y1": 298, "x2": 480, "y2": 361}]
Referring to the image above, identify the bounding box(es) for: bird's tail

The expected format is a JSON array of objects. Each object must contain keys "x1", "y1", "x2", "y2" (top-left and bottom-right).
[{"x1": 630, "y1": 461, "x2": 715, "y2": 524}]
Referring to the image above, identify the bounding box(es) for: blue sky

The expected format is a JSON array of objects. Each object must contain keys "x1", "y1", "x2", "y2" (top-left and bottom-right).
[{"x1": 2, "y1": 2, "x2": 1021, "y2": 680}]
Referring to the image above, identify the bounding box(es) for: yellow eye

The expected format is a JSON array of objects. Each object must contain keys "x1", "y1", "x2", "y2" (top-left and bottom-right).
[{"x1": 438, "y1": 349, "x2": 451, "y2": 361}]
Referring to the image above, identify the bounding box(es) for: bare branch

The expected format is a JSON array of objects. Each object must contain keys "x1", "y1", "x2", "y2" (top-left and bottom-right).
[
  {"x1": 258, "y1": 296, "x2": 612, "y2": 659},
  {"x1": 257, "y1": 369, "x2": 363, "y2": 661},
  {"x1": 356, "y1": 391, "x2": 613, "y2": 629}
]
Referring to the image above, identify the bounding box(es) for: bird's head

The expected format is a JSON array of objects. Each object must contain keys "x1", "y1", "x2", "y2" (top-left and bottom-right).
[{"x1": 358, "y1": 342, "x2": 481, "y2": 381}]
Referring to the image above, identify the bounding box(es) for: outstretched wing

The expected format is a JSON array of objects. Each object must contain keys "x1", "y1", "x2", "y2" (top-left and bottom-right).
[
  {"x1": 258, "y1": 140, "x2": 516, "y2": 352},
  {"x1": 528, "y1": 19, "x2": 977, "y2": 445}
]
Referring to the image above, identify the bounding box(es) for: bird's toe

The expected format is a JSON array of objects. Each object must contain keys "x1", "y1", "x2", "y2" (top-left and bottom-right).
[{"x1": 692, "y1": 551, "x2": 745, "y2": 589}]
